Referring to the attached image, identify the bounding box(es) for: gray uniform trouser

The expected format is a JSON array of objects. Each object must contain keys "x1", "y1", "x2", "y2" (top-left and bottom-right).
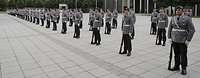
[{"x1": 172, "y1": 42, "x2": 188, "y2": 69}]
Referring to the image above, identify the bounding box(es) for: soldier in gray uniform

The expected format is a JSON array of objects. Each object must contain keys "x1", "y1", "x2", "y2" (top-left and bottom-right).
[
  {"x1": 168, "y1": 6, "x2": 195, "y2": 75},
  {"x1": 61, "y1": 9, "x2": 69, "y2": 34},
  {"x1": 156, "y1": 9, "x2": 168, "y2": 46},
  {"x1": 150, "y1": 9, "x2": 158, "y2": 35},
  {"x1": 36, "y1": 9, "x2": 40, "y2": 25},
  {"x1": 100, "y1": 9, "x2": 105, "y2": 27},
  {"x1": 40, "y1": 9, "x2": 45, "y2": 26},
  {"x1": 69, "y1": 9, "x2": 74, "y2": 27},
  {"x1": 79, "y1": 9, "x2": 83, "y2": 29},
  {"x1": 91, "y1": 9, "x2": 102, "y2": 45},
  {"x1": 112, "y1": 9, "x2": 118, "y2": 29},
  {"x1": 105, "y1": 9, "x2": 112, "y2": 34},
  {"x1": 52, "y1": 9, "x2": 58, "y2": 31},
  {"x1": 29, "y1": 9, "x2": 33, "y2": 22},
  {"x1": 46, "y1": 9, "x2": 51, "y2": 28},
  {"x1": 56, "y1": 9, "x2": 60, "y2": 23},
  {"x1": 89, "y1": 9, "x2": 95, "y2": 31},
  {"x1": 73, "y1": 10, "x2": 81, "y2": 38},
  {"x1": 129, "y1": 9, "x2": 136, "y2": 39},
  {"x1": 119, "y1": 7, "x2": 134, "y2": 56}
]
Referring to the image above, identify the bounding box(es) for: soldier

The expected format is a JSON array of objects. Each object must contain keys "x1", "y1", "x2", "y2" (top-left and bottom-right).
[
  {"x1": 156, "y1": 9, "x2": 168, "y2": 46},
  {"x1": 69, "y1": 9, "x2": 74, "y2": 27},
  {"x1": 129, "y1": 9, "x2": 136, "y2": 39},
  {"x1": 150, "y1": 9, "x2": 158, "y2": 35},
  {"x1": 36, "y1": 9, "x2": 40, "y2": 25},
  {"x1": 46, "y1": 9, "x2": 51, "y2": 28},
  {"x1": 105, "y1": 9, "x2": 112, "y2": 34},
  {"x1": 56, "y1": 9, "x2": 60, "y2": 23},
  {"x1": 168, "y1": 6, "x2": 195, "y2": 75},
  {"x1": 33, "y1": 9, "x2": 36, "y2": 23},
  {"x1": 89, "y1": 9, "x2": 95, "y2": 31},
  {"x1": 40, "y1": 9, "x2": 45, "y2": 26},
  {"x1": 73, "y1": 10, "x2": 81, "y2": 38},
  {"x1": 52, "y1": 9, "x2": 58, "y2": 31},
  {"x1": 112, "y1": 9, "x2": 118, "y2": 29},
  {"x1": 61, "y1": 9, "x2": 69, "y2": 34},
  {"x1": 29, "y1": 9, "x2": 33, "y2": 22},
  {"x1": 119, "y1": 7, "x2": 134, "y2": 56},
  {"x1": 100, "y1": 9, "x2": 105, "y2": 27},
  {"x1": 184, "y1": 9, "x2": 192, "y2": 17},
  {"x1": 79, "y1": 9, "x2": 83, "y2": 29},
  {"x1": 91, "y1": 9, "x2": 102, "y2": 45}
]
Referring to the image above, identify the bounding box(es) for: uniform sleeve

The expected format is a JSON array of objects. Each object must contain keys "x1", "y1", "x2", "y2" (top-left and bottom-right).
[
  {"x1": 186, "y1": 17, "x2": 195, "y2": 41},
  {"x1": 165, "y1": 14, "x2": 169, "y2": 28},
  {"x1": 168, "y1": 17, "x2": 173, "y2": 39},
  {"x1": 133, "y1": 14, "x2": 136, "y2": 24}
]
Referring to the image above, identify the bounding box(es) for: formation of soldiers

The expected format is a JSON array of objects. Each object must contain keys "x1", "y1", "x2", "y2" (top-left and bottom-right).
[
  {"x1": 7, "y1": 5, "x2": 195, "y2": 75},
  {"x1": 7, "y1": 8, "x2": 84, "y2": 38}
]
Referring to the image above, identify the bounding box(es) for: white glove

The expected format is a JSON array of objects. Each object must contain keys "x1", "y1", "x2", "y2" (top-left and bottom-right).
[
  {"x1": 168, "y1": 39, "x2": 172, "y2": 44},
  {"x1": 185, "y1": 41, "x2": 190, "y2": 46}
]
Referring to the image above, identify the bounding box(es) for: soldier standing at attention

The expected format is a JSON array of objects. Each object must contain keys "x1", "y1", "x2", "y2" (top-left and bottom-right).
[
  {"x1": 46, "y1": 9, "x2": 51, "y2": 28},
  {"x1": 129, "y1": 9, "x2": 136, "y2": 39},
  {"x1": 79, "y1": 9, "x2": 83, "y2": 29},
  {"x1": 36, "y1": 9, "x2": 40, "y2": 25},
  {"x1": 69, "y1": 9, "x2": 74, "y2": 27},
  {"x1": 100, "y1": 9, "x2": 104, "y2": 27},
  {"x1": 112, "y1": 9, "x2": 118, "y2": 29},
  {"x1": 150, "y1": 9, "x2": 158, "y2": 35},
  {"x1": 40, "y1": 9, "x2": 45, "y2": 26},
  {"x1": 73, "y1": 10, "x2": 81, "y2": 38},
  {"x1": 61, "y1": 9, "x2": 69, "y2": 34},
  {"x1": 156, "y1": 9, "x2": 168, "y2": 46},
  {"x1": 105, "y1": 9, "x2": 112, "y2": 34},
  {"x1": 119, "y1": 7, "x2": 134, "y2": 56},
  {"x1": 33, "y1": 9, "x2": 36, "y2": 23},
  {"x1": 91, "y1": 9, "x2": 101, "y2": 45},
  {"x1": 52, "y1": 9, "x2": 58, "y2": 31},
  {"x1": 168, "y1": 6, "x2": 195, "y2": 75}
]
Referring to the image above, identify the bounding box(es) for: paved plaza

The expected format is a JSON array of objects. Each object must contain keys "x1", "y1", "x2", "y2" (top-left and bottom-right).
[{"x1": 0, "y1": 13, "x2": 200, "y2": 78}]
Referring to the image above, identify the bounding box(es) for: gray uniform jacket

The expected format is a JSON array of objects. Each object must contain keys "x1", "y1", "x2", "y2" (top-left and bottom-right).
[
  {"x1": 46, "y1": 12, "x2": 51, "y2": 20},
  {"x1": 113, "y1": 11, "x2": 118, "y2": 20},
  {"x1": 157, "y1": 13, "x2": 168, "y2": 29},
  {"x1": 168, "y1": 15, "x2": 195, "y2": 43},
  {"x1": 151, "y1": 12, "x2": 158, "y2": 23},
  {"x1": 122, "y1": 15, "x2": 134, "y2": 34},
  {"x1": 93, "y1": 13, "x2": 102, "y2": 29},
  {"x1": 62, "y1": 11, "x2": 69, "y2": 22},
  {"x1": 74, "y1": 13, "x2": 81, "y2": 25},
  {"x1": 105, "y1": 12, "x2": 112, "y2": 22}
]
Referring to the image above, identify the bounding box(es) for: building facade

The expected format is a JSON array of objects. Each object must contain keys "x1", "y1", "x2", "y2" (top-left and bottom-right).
[{"x1": 103, "y1": 0, "x2": 200, "y2": 16}]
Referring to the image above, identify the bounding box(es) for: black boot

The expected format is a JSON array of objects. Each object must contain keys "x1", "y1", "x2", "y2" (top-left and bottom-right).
[
  {"x1": 181, "y1": 69, "x2": 187, "y2": 75},
  {"x1": 169, "y1": 66, "x2": 180, "y2": 71},
  {"x1": 127, "y1": 52, "x2": 131, "y2": 56},
  {"x1": 162, "y1": 42, "x2": 166, "y2": 46},
  {"x1": 119, "y1": 51, "x2": 127, "y2": 54}
]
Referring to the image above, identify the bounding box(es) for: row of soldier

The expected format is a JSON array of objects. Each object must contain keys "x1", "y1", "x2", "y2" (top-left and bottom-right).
[
  {"x1": 7, "y1": 6, "x2": 195, "y2": 75},
  {"x1": 7, "y1": 7, "x2": 136, "y2": 56}
]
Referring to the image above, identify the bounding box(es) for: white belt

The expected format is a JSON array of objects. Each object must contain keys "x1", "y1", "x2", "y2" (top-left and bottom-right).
[
  {"x1": 124, "y1": 25, "x2": 130, "y2": 27},
  {"x1": 172, "y1": 29, "x2": 186, "y2": 32},
  {"x1": 159, "y1": 20, "x2": 165, "y2": 22}
]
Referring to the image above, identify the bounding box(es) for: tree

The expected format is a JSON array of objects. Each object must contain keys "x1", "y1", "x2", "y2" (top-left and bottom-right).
[{"x1": 0, "y1": 0, "x2": 8, "y2": 10}]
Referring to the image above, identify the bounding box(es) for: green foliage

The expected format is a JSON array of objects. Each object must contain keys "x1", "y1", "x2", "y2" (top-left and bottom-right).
[{"x1": 0, "y1": 0, "x2": 7, "y2": 10}]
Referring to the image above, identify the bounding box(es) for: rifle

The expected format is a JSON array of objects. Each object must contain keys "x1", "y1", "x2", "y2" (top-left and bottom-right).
[
  {"x1": 168, "y1": 43, "x2": 173, "y2": 70},
  {"x1": 119, "y1": 35, "x2": 124, "y2": 54},
  {"x1": 155, "y1": 34, "x2": 159, "y2": 45}
]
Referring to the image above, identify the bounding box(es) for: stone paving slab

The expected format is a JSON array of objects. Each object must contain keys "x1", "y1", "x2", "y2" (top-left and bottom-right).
[{"x1": 0, "y1": 14, "x2": 200, "y2": 78}]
